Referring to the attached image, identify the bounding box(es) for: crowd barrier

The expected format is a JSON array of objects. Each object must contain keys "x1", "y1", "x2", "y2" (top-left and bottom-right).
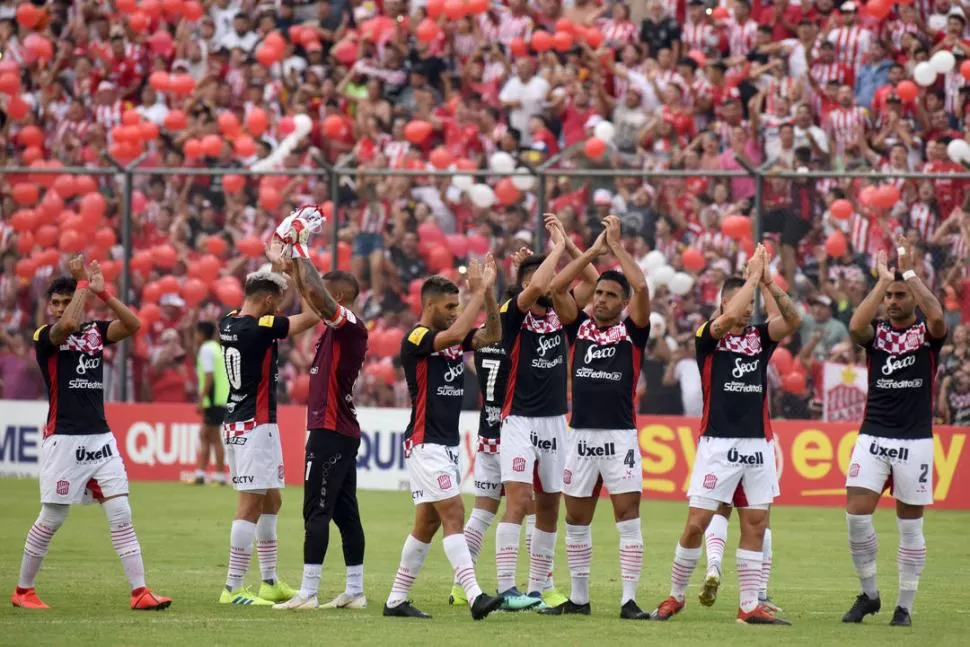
[{"x1": 1, "y1": 401, "x2": 967, "y2": 509}]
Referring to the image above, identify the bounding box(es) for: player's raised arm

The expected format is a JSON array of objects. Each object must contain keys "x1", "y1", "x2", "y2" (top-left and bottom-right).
[
  {"x1": 434, "y1": 258, "x2": 488, "y2": 352},
  {"x1": 758, "y1": 251, "x2": 801, "y2": 342},
  {"x1": 548, "y1": 226, "x2": 606, "y2": 325},
  {"x1": 515, "y1": 233, "x2": 566, "y2": 313},
  {"x1": 546, "y1": 212, "x2": 600, "y2": 308},
  {"x1": 86, "y1": 262, "x2": 143, "y2": 343},
  {"x1": 48, "y1": 256, "x2": 91, "y2": 345},
  {"x1": 602, "y1": 215, "x2": 650, "y2": 327},
  {"x1": 897, "y1": 238, "x2": 947, "y2": 340},
  {"x1": 470, "y1": 255, "x2": 502, "y2": 350},
  {"x1": 849, "y1": 250, "x2": 893, "y2": 346},
  {"x1": 707, "y1": 245, "x2": 766, "y2": 339}
]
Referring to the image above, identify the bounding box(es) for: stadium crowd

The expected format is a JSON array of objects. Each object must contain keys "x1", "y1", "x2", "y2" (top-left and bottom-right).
[{"x1": 1, "y1": 0, "x2": 970, "y2": 423}]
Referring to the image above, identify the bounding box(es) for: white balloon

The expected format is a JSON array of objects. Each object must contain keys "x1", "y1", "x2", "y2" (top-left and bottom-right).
[
  {"x1": 642, "y1": 250, "x2": 667, "y2": 272},
  {"x1": 930, "y1": 50, "x2": 956, "y2": 74},
  {"x1": 947, "y1": 139, "x2": 970, "y2": 164},
  {"x1": 489, "y1": 151, "x2": 515, "y2": 174},
  {"x1": 511, "y1": 167, "x2": 535, "y2": 191},
  {"x1": 652, "y1": 264, "x2": 676, "y2": 286},
  {"x1": 913, "y1": 62, "x2": 937, "y2": 87},
  {"x1": 645, "y1": 276, "x2": 656, "y2": 299},
  {"x1": 452, "y1": 173, "x2": 474, "y2": 191},
  {"x1": 668, "y1": 272, "x2": 695, "y2": 296},
  {"x1": 649, "y1": 311, "x2": 666, "y2": 339},
  {"x1": 593, "y1": 121, "x2": 615, "y2": 142},
  {"x1": 469, "y1": 183, "x2": 496, "y2": 208},
  {"x1": 292, "y1": 113, "x2": 313, "y2": 135}
]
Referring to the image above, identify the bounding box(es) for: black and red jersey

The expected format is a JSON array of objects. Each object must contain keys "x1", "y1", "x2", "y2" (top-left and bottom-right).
[
  {"x1": 34, "y1": 320, "x2": 115, "y2": 437},
  {"x1": 474, "y1": 341, "x2": 508, "y2": 440},
  {"x1": 859, "y1": 319, "x2": 944, "y2": 440},
  {"x1": 695, "y1": 322, "x2": 777, "y2": 439},
  {"x1": 565, "y1": 311, "x2": 650, "y2": 430},
  {"x1": 401, "y1": 325, "x2": 476, "y2": 447},
  {"x1": 219, "y1": 312, "x2": 289, "y2": 425},
  {"x1": 307, "y1": 305, "x2": 368, "y2": 438},
  {"x1": 500, "y1": 299, "x2": 568, "y2": 418}
]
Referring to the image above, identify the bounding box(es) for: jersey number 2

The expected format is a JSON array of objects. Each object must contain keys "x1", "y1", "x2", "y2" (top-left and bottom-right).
[
  {"x1": 480, "y1": 359, "x2": 501, "y2": 402},
  {"x1": 224, "y1": 347, "x2": 242, "y2": 390}
]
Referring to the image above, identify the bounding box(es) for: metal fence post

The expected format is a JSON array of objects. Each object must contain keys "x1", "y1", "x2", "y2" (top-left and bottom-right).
[
  {"x1": 752, "y1": 166, "x2": 764, "y2": 321},
  {"x1": 535, "y1": 173, "x2": 547, "y2": 250},
  {"x1": 119, "y1": 166, "x2": 135, "y2": 402}
]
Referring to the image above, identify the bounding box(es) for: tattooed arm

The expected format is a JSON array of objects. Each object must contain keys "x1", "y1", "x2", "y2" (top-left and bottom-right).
[
  {"x1": 707, "y1": 246, "x2": 767, "y2": 340},
  {"x1": 762, "y1": 281, "x2": 802, "y2": 342},
  {"x1": 471, "y1": 278, "x2": 501, "y2": 350},
  {"x1": 897, "y1": 238, "x2": 947, "y2": 340},
  {"x1": 294, "y1": 257, "x2": 338, "y2": 320}
]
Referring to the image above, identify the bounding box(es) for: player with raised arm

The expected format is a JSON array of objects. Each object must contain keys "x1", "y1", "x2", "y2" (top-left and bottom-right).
[
  {"x1": 699, "y1": 268, "x2": 801, "y2": 612},
  {"x1": 384, "y1": 258, "x2": 505, "y2": 620},
  {"x1": 538, "y1": 215, "x2": 653, "y2": 619},
  {"x1": 650, "y1": 245, "x2": 798, "y2": 625},
  {"x1": 12, "y1": 257, "x2": 171, "y2": 611},
  {"x1": 218, "y1": 269, "x2": 320, "y2": 606},
  {"x1": 841, "y1": 241, "x2": 947, "y2": 627},
  {"x1": 271, "y1": 233, "x2": 370, "y2": 611}
]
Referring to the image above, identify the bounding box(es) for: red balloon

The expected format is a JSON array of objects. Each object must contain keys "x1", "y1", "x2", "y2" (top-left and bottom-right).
[
  {"x1": 770, "y1": 347, "x2": 794, "y2": 375},
  {"x1": 681, "y1": 247, "x2": 705, "y2": 272},
  {"x1": 245, "y1": 107, "x2": 269, "y2": 136},
  {"x1": 495, "y1": 178, "x2": 522, "y2": 206},
  {"x1": 121, "y1": 110, "x2": 140, "y2": 127},
  {"x1": 12, "y1": 182, "x2": 39, "y2": 206},
  {"x1": 404, "y1": 120, "x2": 432, "y2": 144},
  {"x1": 290, "y1": 374, "x2": 311, "y2": 404},
  {"x1": 427, "y1": 246, "x2": 454, "y2": 272},
  {"x1": 100, "y1": 260, "x2": 120, "y2": 282},
  {"x1": 824, "y1": 231, "x2": 849, "y2": 258},
  {"x1": 417, "y1": 220, "x2": 445, "y2": 243},
  {"x1": 584, "y1": 137, "x2": 606, "y2": 159},
  {"x1": 445, "y1": 234, "x2": 469, "y2": 257},
  {"x1": 259, "y1": 188, "x2": 282, "y2": 212},
  {"x1": 142, "y1": 282, "x2": 162, "y2": 304},
  {"x1": 331, "y1": 40, "x2": 357, "y2": 66},
  {"x1": 466, "y1": 0, "x2": 488, "y2": 14},
  {"x1": 140, "y1": 0, "x2": 162, "y2": 19},
  {"x1": 50, "y1": 175, "x2": 76, "y2": 198},
  {"x1": 153, "y1": 244, "x2": 178, "y2": 269},
  {"x1": 169, "y1": 74, "x2": 195, "y2": 96},
  {"x1": 140, "y1": 121, "x2": 160, "y2": 142},
  {"x1": 234, "y1": 135, "x2": 257, "y2": 158},
  {"x1": 94, "y1": 227, "x2": 117, "y2": 250},
  {"x1": 35, "y1": 224, "x2": 58, "y2": 247},
  {"x1": 830, "y1": 199, "x2": 853, "y2": 221},
  {"x1": 962, "y1": 60, "x2": 970, "y2": 82},
  {"x1": 781, "y1": 371, "x2": 807, "y2": 395},
  {"x1": 140, "y1": 303, "x2": 162, "y2": 326},
  {"x1": 264, "y1": 32, "x2": 286, "y2": 51},
  {"x1": 116, "y1": 0, "x2": 136, "y2": 11},
  {"x1": 196, "y1": 254, "x2": 222, "y2": 282},
  {"x1": 553, "y1": 31, "x2": 574, "y2": 52},
  {"x1": 157, "y1": 275, "x2": 180, "y2": 295},
  {"x1": 218, "y1": 111, "x2": 241, "y2": 138},
  {"x1": 215, "y1": 283, "x2": 243, "y2": 308},
  {"x1": 201, "y1": 134, "x2": 223, "y2": 157},
  {"x1": 131, "y1": 250, "x2": 154, "y2": 276},
  {"x1": 509, "y1": 38, "x2": 528, "y2": 57},
  {"x1": 23, "y1": 33, "x2": 54, "y2": 63},
  {"x1": 583, "y1": 28, "x2": 604, "y2": 49},
  {"x1": 181, "y1": 278, "x2": 209, "y2": 307},
  {"x1": 237, "y1": 237, "x2": 265, "y2": 258},
  {"x1": 128, "y1": 11, "x2": 150, "y2": 33},
  {"x1": 0, "y1": 72, "x2": 20, "y2": 96},
  {"x1": 59, "y1": 230, "x2": 84, "y2": 253},
  {"x1": 254, "y1": 44, "x2": 281, "y2": 67},
  {"x1": 415, "y1": 18, "x2": 439, "y2": 44},
  {"x1": 223, "y1": 174, "x2": 245, "y2": 193},
  {"x1": 323, "y1": 115, "x2": 346, "y2": 139},
  {"x1": 873, "y1": 184, "x2": 901, "y2": 210},
  {"x1": 205, "y1": 235, "x2": 228, "y2": 257},
  {"x1": 17, "y1": 125, "x2": 43, "y2": 148},
  {"x1": 5, "y1": 94, "x2": 28, "y2": 120},
  {"x1": 531, "y1": 31, "x2": 553, "y2": 52},
  {"x1": 16, "y1": 3, "x2": 41, "y2": 28},
  {"x1": 467, "y1": 234, "x2": 490, "y2": 256},
  {"x1": 80, "y1": 192, "x2": 106, "y2": 220},
  {"x1": 720, "y1": 215, "x2": 752, "y2": 240},
  {"x1": 864, "y1": 0, "x2": 891, "y2": 20},
  {"x1": 429, "y1": 146, "x2": 453, "y2": 170},
  {"x1": 182, "y1": 0, "x2": 203, "y2": 20},
  {"x1": 15, "y1": 258, "x2": 37, "y2": 280},
  {"x1": 149, "y1": 71, "x2": 170, "y2": 92},
  {"x1": 426, "y1": 0, "x2": 445, "y2": 18},
  {"x1": 16, "y1": 231, "x2": 34, "y2": 255},
  {"x1": 278, "y1": 116, "x2": 295, "y2": 136},
  {"x1": 443, "y1": 0, "x2": 466, "y2": 20},
  {"x1": 148, "y1": 29, "x2": 174, "y2": 54},
  {"x1": 895, "y1": 80, "x2": 918, "y2": 103},
  {"x1": 164, "y1": 110, "x2": 188, "y2": 131},
  {"x1": 10, "y1": 208, "x2": 36, "y2": 232},
  {"x1": 21, "y1": 146, "x2": 41, "y2": 164},
  {"x1": 183, "y1": 138, "x2": 202, "y2": 159}
]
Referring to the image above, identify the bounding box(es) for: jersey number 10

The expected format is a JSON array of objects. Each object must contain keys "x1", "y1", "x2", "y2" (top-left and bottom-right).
[{"x1": 224, "y1": 347, "x2": 243, "y2": 390}]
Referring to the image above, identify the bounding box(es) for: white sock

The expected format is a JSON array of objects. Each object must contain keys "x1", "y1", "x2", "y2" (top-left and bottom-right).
[
  {"x1": 759, "y1": 527, "x2": 773, "y2": 599},
  {"x1": 617, "y1": 519, "x2": 643, "y2": 605},
  {"x1": 670, "y1": 543, "x2": 701, "y2": 602},
  {"x1": 255, "y1": 514, "x2": 278, "y2": 583},
  {"x1": 529, "y1": 529, "x2": 556, "y2": 595},
  {"x1": 346, "y1": 564, "x2": 364, "y2": 596},
  {"x1": 212, "y1": 472, "x2": 226, "y2": 483},
  {"x1": 454, "y1": 509, "x2": 494, "y2": 586},
  {"x1": 18, "y1": 504, "x2": 68, "y2": 589},
  {"x1": 226, "y1": 519, "x2": 256, "y2": 592},
  {"x1": 104, "y1": 497, "x2": 146, "y2": 591},
  {"x1": 705, "y1": 513, "x2": 728, "y2": 574},
  {"x1": 194, "y1": 468, "x2": 205, "y2": 479},
  {"x1": 847, "y1": 513, "x2": 878, "y2": 598},
  {"x1": 896, "y1": 517, "x2": 926, "y2": 612},
  {"x1": 565, "y1": 523, "x2": 592, "y2": 604},
  {"x1": 443, "y1": 533, "x2": 483, "y2": 602},
  {"x1": 495, "y1": 522, "x2": 520, "y2": 593},
  {"x1": 300, "y1": 564, "x2": 321, "y2": 598},
  {"x1": 737, "y1": 548, "x2": 763, "y2": 612},
  {"x1": 524, "y1": 514, "x2": 536, "y2": 555},
  {"x1": 386, "y1": 535, "x2": 431, "y2": 608}
]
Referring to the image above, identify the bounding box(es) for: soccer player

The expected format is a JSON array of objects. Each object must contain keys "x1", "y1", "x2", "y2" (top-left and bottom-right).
[
  {"x1": 384, "y1": 258, "x2": 504, "y2": 620},
  {"x1": 274, "y1": 255, "x2": 369, "y2": 611},
  {"x1": 538, "y1": 215, "x2": 652, "y2": 618},
  {"x1": 218, "y1": 270, "x2": 320, "y2": 606},
  {"x1": 841, "y1": 242, "x2": 947, "y2": 627},
  {"x1": 12, "y1": 257, "x2": 171, "y2": 610},
  {"x1": 194, "y1": 320, "x2": 228, "y2": 486},
  {"x1": 651, "y1": 245, "x2": 799, "y2": 625}
]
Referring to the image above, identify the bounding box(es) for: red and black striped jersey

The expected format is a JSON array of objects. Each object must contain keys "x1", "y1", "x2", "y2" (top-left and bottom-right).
[
  {"x1": 695, "y1": 322, "x2": 777, "y2": 440},
  {"x1": 500, "y1": 300, "x2": 568, "y2": 418},
  {"x1": 219, "y1": 313, "x2": 289, "y2": 425},
  {"x1": 306, "y1": 305, "x2": 368, "y2": 438},
  {"x1": 401, "y1": 325, "x2": 475, "y2": 447},
  {"x1": 34, "y1": 321, "x2": 114, "y2": 437}
]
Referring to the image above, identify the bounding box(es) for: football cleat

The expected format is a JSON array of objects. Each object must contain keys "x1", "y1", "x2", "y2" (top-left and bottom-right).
[
  {"x1": 538, "y1": 599, "x2": 591, "y2": 616},
  {"x1": 321, "y1": 592, "x2": 367, "y2": 609},
  {"x1": 698, "y1": 569, "x2": 721, "y2": 607},
  {"x1": 449, "y1": 584, "x2": 468, "y2": 607},
  {"x1": 273, "y1": 594, "x2": 319, "y2": 610},
  {"x1": 470, "y1": 592, "x2": 504, "y2": 620},
  {"x1": 219, "y1": 587, "x2": 273, "y2": 606},
  {"x1": 498, "y1": 587, "x2": 541, "y2": 611},
  {"x1": 651, "y1": 596, "x2": 685, "y2": 620},
  {"x1": 542, "y1": 587, "x2": 569, "y2": 608},
  {"x1": 842, "y1": 592, "x2": 881, "y2": 623},
  {"x1": 130, "y1": 587, "x2": 172, "y2": 611},
  {"x1": 758, "y1": 595, "x2": 783, "y2": 613},
  {"x1": 11, "y1": 587, "x2": 49, "y2": 609},
  {"x1": 889, "y1": 606, "x2": 912, "y2": 627},
  {"x1": 620, "y1": 600, "x2": 651, "y2": 620},
  {"x1": 737, "y1": 604, "x2": 791, "y2": 625},
  {"x1": 258, "y1": 580, "x2": 297, "y2": 603},
  {"x1": 383, "y1": 600, "x2": 431, "y2": 618}
]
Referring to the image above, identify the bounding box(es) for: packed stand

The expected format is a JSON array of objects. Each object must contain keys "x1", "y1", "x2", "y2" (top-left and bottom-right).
[{"x1": 1, "y1": 0, "x2": 970, "y2": 423}]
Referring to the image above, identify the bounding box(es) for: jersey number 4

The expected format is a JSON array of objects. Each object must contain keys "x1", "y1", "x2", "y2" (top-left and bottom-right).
[
  {"x1": 224, "y1": 347, "x2": 243, "y2": 390},
  {"x1": 623, "y1": 449, "x2": 636, "y2": 468},
  {"x1": 480, "y1": 358, "x2": 501, "y2": 403}
]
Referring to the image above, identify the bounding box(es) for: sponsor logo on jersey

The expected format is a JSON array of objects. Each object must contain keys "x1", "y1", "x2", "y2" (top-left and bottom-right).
[
  {"x1": 76, "y1": 355, "x2": 100, "y2": 375},
  {"x1": 881, "y1": 354, "x2": 916, "y2": 376},
  {"x1": 576, "y1": 441, "x2": 616, "y2": 457},
  {"x1": 703, "y1": 473, "x2": 717, "y2": 489},
  {"x1": 512, "y1": 456, "x2": 526, "y2": 472},
  {"x1": 536, "y1": 335, "x2": 562, "y2": 357},
  {"x1": 474, "y1": 480, "x2": 500, "y2": 491},
  {"x1": 443, "y1": 362, "x2": 464, "y2": 383},
  {"x1": 226, "y1": 436, "x2": 247, "y2": 446},
  {"x1": 75, "y1": 442, "x2": 113, "y2": 463},
  {"x1": 411, "y1": 489, "x2": 424, "y2": 500},
  {"x1": 869, "y1": 442, "x2": 910, "y2": 461},
  {"x1": 583, "y1": 344, "x2": 616, "y2": 365},
  {"x1": 731, "y1": 357, "x2": 759, "y2": 379},
  {"x1": 437, "y1": 473, "x2": 453, "y2": 491},
  {"x1": 530, "y1": 431, "x2": 557, "y2": 451},
  {"x1": 574, "y1": 367, "x2": 623, "y2": 381},
  {"x1": 232, "y1": 475, "x2": 255, "y2": 484},
  {"x1": 68, "y1": 378, "x2": 104, "y2": 390},
  {"x1": 726, "y1": 448, "x2": 765, "y2": 465},
  {"x1": 56, "y1": 479, "x2": 70, "y2": 496}
]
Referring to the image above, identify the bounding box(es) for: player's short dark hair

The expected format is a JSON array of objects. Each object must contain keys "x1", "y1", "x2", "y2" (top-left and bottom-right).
[
  {"x1": 597, "y1": 270, "x2": 631, "y2": 299},
  {"x1": 721, "y1": 276, "x2": 747, "y2": 296},
  {"x1": 421, "y1": 275, "x2": 459, "y2": 301},
  {"x1": 323, "y1": 270, "x2": 360, "y2": 301},
  {"x1": 47, "y1": 277, "x2": 77, "y2": 299},
  {"x1": 894, "y1": 271, "x2": 906, "y2": 282},
  {"x1": 517, "y1": 254, "x2": 546, "y2": 285},
  {"x1": 197, "y1": 321, "x2": 216, "y2": 339},
  {"x1": 244, "y1": 271, "x2": 286, "y2": 297}
]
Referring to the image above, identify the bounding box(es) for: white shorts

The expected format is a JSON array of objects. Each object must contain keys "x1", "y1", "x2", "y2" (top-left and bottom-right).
[
  {"x1": 224, "y1": 423, "x2": 285, "y2": 492},
  {"x1": 407, "y1": 443, "x2": 461, "y2": 505},
  {"x1": 687, "y1": 437, "x2": 777, "y2": 509},
  {"x1": 40, "y1": 433, "x2": 129, "y2": 504},
  {"x1": 845, "y1": 434, "x2": 934, "y2": 506},
  {"x1": 473, "y1": 449, "x2": 503, "y2": 500},
  {"x1": 563, "y1": 429, "x2": 642, "y2": 498},
  {"x1": 500, "y1": 415, "x2": 567, "y2": 494},
  {"x1": 769, "y1": 439, "x2": 781, "y2": 497}
]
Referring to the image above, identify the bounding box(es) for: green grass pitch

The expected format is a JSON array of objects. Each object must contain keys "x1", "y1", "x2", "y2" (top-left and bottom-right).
[{"x1": 0, "y1": 478, "x2": 967, "y2": 646}]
